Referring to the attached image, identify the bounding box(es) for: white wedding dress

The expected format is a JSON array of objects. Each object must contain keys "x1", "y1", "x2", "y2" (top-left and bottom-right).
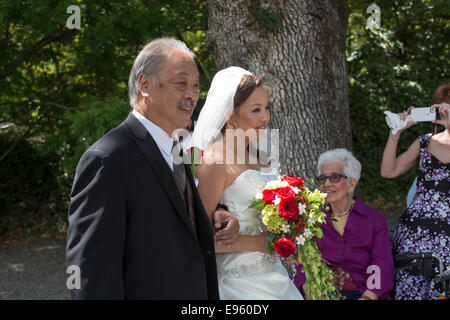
[{"x1": 216, "y1": 168, "x2": 304, "y2": 300}]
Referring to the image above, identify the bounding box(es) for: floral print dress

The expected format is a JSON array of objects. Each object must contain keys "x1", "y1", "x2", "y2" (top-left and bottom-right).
[{"x1": 393, "y1": 133, "x2": 450, "y2": 300}]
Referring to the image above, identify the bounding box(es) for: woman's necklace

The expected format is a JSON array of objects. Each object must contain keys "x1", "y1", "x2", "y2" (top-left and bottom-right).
[{"x1": 331, "y1": 199, "x2": 355, "y2": 222}]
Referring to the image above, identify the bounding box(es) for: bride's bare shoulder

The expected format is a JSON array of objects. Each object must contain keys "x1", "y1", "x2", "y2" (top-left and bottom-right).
[{"x1": 196, "y1": 161, "x2": 239, "y2": 188}]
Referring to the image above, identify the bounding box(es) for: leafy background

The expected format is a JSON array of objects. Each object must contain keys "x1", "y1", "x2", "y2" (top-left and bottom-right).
[{"x1": 0, "y1": 0, "x2": 448, "y2": 240}]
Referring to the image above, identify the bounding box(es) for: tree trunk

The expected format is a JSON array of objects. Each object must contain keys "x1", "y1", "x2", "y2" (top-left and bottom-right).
[{"x1": 206, "y1": 0, "x2": 352, "y2": 180}]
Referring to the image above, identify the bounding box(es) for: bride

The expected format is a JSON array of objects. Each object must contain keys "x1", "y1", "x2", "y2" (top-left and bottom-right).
[{"x1": 190, "y1": 66, "x2": 303, "y2": 300}]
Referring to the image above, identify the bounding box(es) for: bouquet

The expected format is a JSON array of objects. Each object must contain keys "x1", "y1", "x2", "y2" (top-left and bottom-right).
[{"x1": 250, "y1": 175, "x2": 342, "y2": 300}]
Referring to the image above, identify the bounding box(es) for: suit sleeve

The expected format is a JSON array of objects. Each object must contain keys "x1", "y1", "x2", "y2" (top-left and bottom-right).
[{"x1": 66, "y1": 148, "x2": 126, "y2": 299}]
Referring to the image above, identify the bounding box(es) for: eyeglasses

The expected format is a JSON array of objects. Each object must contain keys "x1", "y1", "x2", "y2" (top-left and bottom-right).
[{"x1": 315, "y1": 173, "x2": 348, "y2": 185}]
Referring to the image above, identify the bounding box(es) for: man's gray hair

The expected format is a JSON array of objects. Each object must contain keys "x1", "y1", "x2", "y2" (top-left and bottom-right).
[
  {"x1": 316, "y1": 148, "x2": 361, "y2": 182},
  {"x1": 128, "y1": 38, "x2": 195, "y2": 107}
]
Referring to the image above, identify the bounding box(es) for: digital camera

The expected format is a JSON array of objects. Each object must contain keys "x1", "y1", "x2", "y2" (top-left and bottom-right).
[{"x1": 411, "y1": 107, "x2": 440, "y2": 122}]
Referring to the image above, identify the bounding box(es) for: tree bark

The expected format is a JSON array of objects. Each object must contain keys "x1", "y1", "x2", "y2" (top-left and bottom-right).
[{"x1": 206, "y1": 0, "x2": 352, "y2": 180}]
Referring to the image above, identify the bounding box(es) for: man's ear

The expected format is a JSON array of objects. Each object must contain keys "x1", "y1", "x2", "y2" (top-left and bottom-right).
[{"x1": 137, "y1": 74, "x2": 151, "y2": 98}]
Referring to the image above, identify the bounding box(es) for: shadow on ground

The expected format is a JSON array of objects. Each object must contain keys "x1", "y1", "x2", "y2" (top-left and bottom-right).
[
  {"x1": 0, "y1": 238, "x2": 70, "y2": 300},
  {"x1": 0, "y1": 207, "x2": 404, "y2": 300}
]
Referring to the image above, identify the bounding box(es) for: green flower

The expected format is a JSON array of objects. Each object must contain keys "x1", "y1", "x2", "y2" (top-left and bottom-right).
[
  {"x1": 261, "y1": 205, "x2": 288, "y2": 234},
  {"x1": 307, "y1": 189, "x2": 327, "y2": 205}
]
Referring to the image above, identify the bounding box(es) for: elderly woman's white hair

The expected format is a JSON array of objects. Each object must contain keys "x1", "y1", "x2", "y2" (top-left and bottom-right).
[{"x1": 317, "y1": 148, "x2": 361, "y2": 182}]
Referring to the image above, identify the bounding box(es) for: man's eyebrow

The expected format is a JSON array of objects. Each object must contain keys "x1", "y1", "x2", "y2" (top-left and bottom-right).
[{"x1": 174, "y1": 72, "x2": 199, "y2": 81}]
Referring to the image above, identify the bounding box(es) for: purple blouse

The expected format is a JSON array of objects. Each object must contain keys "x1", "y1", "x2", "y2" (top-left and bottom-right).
[{"x1": 293, "y1": 197, "x2": 395, "y2": 300}]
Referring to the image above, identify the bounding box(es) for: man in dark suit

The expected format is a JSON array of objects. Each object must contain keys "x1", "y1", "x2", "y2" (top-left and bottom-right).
[{"x1": 66, "y1": 38, "x2": 239, "y2": 299}]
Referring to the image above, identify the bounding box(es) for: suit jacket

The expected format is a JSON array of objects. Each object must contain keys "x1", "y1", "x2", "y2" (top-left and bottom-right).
[{"x1": 66, "y1": 112, "x2": 219, "y2": 299}]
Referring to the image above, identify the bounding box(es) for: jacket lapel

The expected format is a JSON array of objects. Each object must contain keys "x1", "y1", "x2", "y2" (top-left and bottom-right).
[
  {"x1": 185, "y1": 162, "x2": 215, "y2": 250},
  {"x1": 124, "y1": 112, "x2": 196, "y2": 237}
]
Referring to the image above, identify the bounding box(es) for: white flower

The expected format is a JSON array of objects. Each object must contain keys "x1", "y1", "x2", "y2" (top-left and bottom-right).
[
  {"x1": 281, "y1": 224, "x2": 290, "y2": 233},
  {"x1": 296, "y1": 235, "x2": 306, "y2": 246},
  {"x1": 308, "y1": 218, "x2": 316, "y2": 225},
  {"x1": 304, "y1": 228, "x2": 312, "y2": 238},
  {"x1": 291, "y1": 186, "x2": 300, "y2": 194},
  {"x1": 298, "y1": 203, "x2": 307, "y2": 214},
  {"x1": 273, "y1": 195, "x2": 281, "y2": 206},
  {"x1": 256, "y1": 192, "x2": 263, "y2": 200},
  {"x1": 265, "y1": 180, "x2": 289, "y2": 190}
]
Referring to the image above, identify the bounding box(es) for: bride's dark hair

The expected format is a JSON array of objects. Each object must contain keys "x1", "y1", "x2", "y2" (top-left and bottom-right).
[
  {"x1": 221, "y1": 74, "x2": 271, "y2": 134},
  {"x1": 234, "y1": 74, "x2": 271, "y2": 109}
]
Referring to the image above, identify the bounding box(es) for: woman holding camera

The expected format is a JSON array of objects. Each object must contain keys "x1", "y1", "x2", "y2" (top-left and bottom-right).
[{"x1": 381, "y1": 81, "x2": 450, "y2": 300}]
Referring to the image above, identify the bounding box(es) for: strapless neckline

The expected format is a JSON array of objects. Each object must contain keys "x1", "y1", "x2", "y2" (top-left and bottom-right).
[{"x1": 226, "y1": 168, "x2": 277, "y2": 190}]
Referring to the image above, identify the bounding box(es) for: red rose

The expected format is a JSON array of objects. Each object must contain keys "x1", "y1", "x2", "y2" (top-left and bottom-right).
[
  {"x1": 262, "y1": 189, "x2": 277, "y2": 204},
  {"x1": 278, "y1": 198, "x2": 300, "y2": 221},
  {"x1": 275, "y1": 186, "x2": 298, "y2": 200},
  {"x1": 282, "y1": 175, "x2": 304, "y2": 187},
  {"x1": 273, "y1": 237, "x2": 296, "y2": 258}
]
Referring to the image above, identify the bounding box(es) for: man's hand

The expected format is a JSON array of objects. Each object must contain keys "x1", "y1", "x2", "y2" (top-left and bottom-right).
[{"x1": 212, "y1": 209, "x2": 239, "y2": 247}]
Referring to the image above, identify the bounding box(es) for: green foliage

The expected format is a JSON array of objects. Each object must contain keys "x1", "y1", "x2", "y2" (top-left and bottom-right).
[
  {"x1": 297, "y1": 240, "x2": 344, "y2": 300},
  {"x1": 62, "y1": 99, "x2": 131, "y2": 176},
  {"x1": 0, "y1": 131, "x2": 57, "y2": 213},
  {"x1": 0, "y1": 0, "x2": 214, "y2": 238},
  {"x1": 0, "y1": 129, "x2": 61, "y2": 238},
  {"x1": 257, "y1": 6, "x2": 279, "y2": 31},
  {"x1": 250, "y1": 199, "x2": 266, "y2": 210},
  {"x1": 347, "y1": 0, "x2": 449, "y2": 204},
  {"x1": 1, "y1": 0, "x2": 448, "y2": 238}
]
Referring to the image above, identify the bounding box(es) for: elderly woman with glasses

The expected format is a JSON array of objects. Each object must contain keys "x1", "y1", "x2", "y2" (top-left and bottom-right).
[{"x1": 293, "y1": 149, "x2": 394, "y2": 300}]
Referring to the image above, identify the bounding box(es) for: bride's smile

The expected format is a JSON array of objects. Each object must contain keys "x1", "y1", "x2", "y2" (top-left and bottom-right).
[{"x1": 226, "y1": 86, "x2": 271, "y2": 140}]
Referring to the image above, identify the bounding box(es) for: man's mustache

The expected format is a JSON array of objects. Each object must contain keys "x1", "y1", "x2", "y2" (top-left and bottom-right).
[{"x1": 178, "y1": 100, "x2": 196, "y2": 108}]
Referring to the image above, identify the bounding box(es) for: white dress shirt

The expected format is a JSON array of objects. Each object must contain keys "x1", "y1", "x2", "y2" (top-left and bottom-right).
[{"x1": 132, "y1": 109, "x2": 175, "y2": 171}]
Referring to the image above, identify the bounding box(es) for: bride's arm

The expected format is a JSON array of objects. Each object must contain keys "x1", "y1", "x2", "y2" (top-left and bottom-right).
[
  {"x1": 214, "y1": 232, "x2": 268, "y2": 254},
  {"x1": 196, "y1": 163, "x2": 228, "y2": 223}
]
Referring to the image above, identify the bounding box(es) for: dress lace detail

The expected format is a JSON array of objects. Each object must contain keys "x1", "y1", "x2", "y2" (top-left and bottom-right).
[
  {"x1": 216, "y1": 168, "x2": 303, "y2": 300},
  {"x1": 217, "y1": 254, "x2": 279, "y2": 278}
]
